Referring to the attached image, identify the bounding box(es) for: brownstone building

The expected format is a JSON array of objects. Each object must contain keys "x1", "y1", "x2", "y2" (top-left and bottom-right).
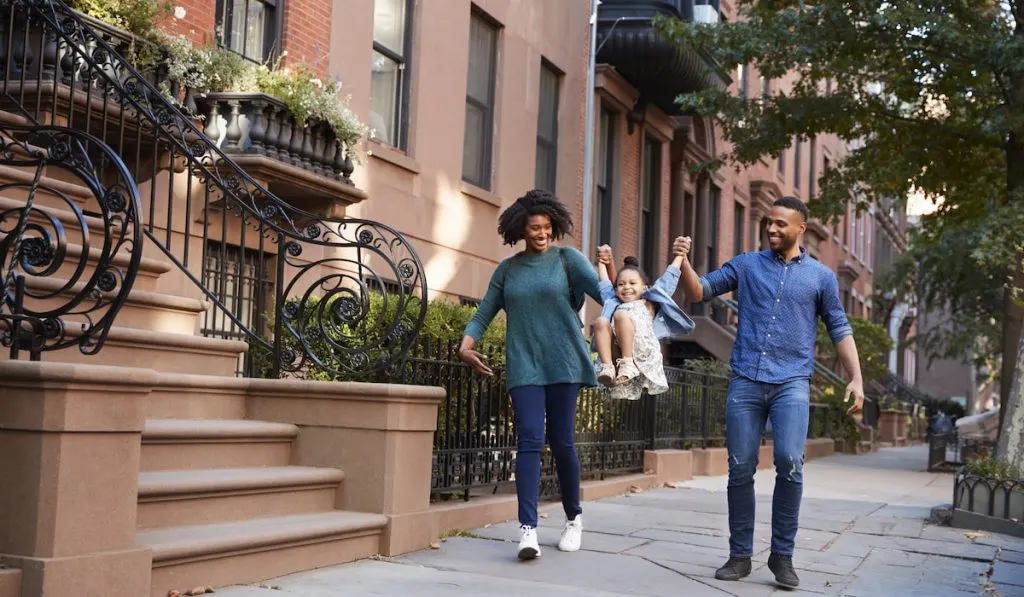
[{"x1": 0, "y1": 1, "x2": 886, "y2": 596}]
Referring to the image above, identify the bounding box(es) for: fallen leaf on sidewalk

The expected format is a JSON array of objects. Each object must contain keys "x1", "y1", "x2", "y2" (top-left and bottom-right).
[
  {"x1": 167, "y1": 592, "x2": 182, "y2": 597},
  {"x1": 964, "y1": 531, "x2": 987, "y2": 540},
  {"x1": 628, "y1": 485, "x2": 643, "y2": 494},
  {"x1": 539, "y1": 512, "x2": 549, "y2": 519},
  {"x1": 429, "y1": 542, "x2": 441, "y2": 550}
]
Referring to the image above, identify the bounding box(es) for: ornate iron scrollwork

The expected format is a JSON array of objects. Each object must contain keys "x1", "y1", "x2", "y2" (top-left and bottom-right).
[
  {"x1": 2, "y1": 0, "x2": 427, "y2": 376},
  {"x1": 0, "y1": 124, "x2": 142, "y2": 357}
]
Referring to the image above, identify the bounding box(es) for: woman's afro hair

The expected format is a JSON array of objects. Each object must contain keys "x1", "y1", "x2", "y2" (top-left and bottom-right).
[{"x1": 496, "y1": 188, "x2": 574, "y2": 246}]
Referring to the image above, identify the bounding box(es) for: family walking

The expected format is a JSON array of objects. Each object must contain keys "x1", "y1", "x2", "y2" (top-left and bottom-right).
[{"x1": 459, "y1": 189, "x2": 865, "y2": 589}]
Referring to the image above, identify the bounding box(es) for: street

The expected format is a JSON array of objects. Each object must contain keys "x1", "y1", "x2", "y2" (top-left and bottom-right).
[{"x1": 216, "y1": 446, "x2": 1024, "y2": 596}]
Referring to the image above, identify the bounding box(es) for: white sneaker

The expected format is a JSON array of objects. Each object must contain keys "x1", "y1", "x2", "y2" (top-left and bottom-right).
[
  {"x1": 558, "y1": 516, "x2": 583, "y2": 552},
  {"x1": 517, "y1": 525, "x2": 540, "y2": 560}
]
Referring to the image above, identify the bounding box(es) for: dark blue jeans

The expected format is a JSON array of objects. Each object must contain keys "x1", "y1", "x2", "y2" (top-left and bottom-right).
[
  {"x1": 725, "y1": 375, "x2": 810, "y2": 558},
  {"x1": 509, "y1": 383, "x2": 583, "y2": 527}
]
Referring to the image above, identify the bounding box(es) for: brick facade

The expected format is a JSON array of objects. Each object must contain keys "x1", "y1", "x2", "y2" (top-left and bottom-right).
[
  {"x1": 159, "y1": 1, "x2": 215, "y2": 45},
  {"x1": 280, "y1": 0, "x2": 332, "y2": 75}
]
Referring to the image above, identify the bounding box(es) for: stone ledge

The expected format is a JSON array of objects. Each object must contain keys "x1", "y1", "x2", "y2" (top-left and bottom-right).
[{"x1": 0, "y1": 361, "x2": 156, "y2": 432}]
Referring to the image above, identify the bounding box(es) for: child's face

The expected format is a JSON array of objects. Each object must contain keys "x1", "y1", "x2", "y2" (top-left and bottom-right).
[{"x1": 615, "y1": 270, "x2": 645, "y2": 303}]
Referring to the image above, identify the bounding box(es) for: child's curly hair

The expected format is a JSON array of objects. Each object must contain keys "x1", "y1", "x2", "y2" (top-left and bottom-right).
[{"x1": 497, "y1": 188, "x2": 574, "y2": 246}]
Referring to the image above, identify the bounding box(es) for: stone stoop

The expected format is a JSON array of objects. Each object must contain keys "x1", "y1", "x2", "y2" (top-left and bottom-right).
[{"x1": 0, "y1": 568, "x2": 21, "y2": 597}]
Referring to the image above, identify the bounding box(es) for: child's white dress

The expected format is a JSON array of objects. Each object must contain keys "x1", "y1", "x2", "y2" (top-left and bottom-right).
[{"x1": 609, "y1": 300, "x2": 669, "y2": 401}]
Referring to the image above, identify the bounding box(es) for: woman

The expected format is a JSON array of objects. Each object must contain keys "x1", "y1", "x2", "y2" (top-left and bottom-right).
[{"x1": 460, "y1": 188, "x2": 603, "y2": 560}]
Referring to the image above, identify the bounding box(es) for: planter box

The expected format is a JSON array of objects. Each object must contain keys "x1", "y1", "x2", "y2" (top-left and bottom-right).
[
  {"x1": 877, "y1": 409, "x2": 907, "y2": 443},
  {"x1": 952, "y1": 471, "x2": 1024, "y2": 538},
  {"x1": 194, "y1": 92, "x2": 366, "y2": 215}
]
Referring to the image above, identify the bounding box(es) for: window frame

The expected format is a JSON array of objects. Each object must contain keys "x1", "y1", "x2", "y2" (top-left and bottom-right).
[
  {"x1": 215, "y1": 0, "x2": 282, "y2": 64},
  {"x1": 370, "y1": 0, "x2": 415, "y2": 150},
  {"x1": 639, "y1": 133, "x2": 662, "y2": 273},
  {"x1": 461, "y1": 8, "x2": 500, "y2": 190},
  {"x1": 594, "y1": 105, "x2": 617, "y2": 249},
  {"x1": 534, "y1": 59, "x2": 561, "y2": 192}
]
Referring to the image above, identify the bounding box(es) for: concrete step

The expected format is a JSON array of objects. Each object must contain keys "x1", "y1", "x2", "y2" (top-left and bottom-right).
[
  {"x1": 0, "y1": 326, "x2": 248, "y2": 376},
  {"x1": 19, "y1": 274, "x2": 207, "y2": 335},
  {"x1": 142, "y1": 419, "x2": 298, "y2": 472},
  {"x1": 147, "y1": 373, "x2": 252, "y2": 420},
  {"x1": 141, "y1": 511, "x2": 386, "y2": 597},
  {"x1": 137, "y1": 466, "x2": 344, "y2": 529},
  {"x1": 0, "y1": 567, "x2": 20, "y2": 597}
]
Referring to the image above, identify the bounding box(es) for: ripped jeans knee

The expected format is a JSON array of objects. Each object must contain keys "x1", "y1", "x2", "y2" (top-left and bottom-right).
[
  {"x1": 773, "y1": 452, "x2": 804, "y2": 484},
  {"x1": 727, "y1": 453, "x2": 758, "y2": 487}
]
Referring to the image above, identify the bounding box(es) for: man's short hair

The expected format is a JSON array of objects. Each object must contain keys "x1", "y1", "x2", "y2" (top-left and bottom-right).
[{"x1": 773, "y1": 196, "x2": 809, "y2": 221}]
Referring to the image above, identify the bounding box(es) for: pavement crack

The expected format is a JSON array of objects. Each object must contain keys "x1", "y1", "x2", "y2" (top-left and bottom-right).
[{"x1": 639, "y1": 556, "x2": 736, "y2": 596}]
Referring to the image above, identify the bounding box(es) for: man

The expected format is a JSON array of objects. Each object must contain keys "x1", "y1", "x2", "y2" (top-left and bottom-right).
[{"x1": 678, "y1": 197, "x2": 865, "y2": 589}]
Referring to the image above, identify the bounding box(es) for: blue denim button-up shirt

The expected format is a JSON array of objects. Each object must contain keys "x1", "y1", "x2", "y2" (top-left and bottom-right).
[{"x1": 700, "y1": 248, "x2": 852, "y2": 384}]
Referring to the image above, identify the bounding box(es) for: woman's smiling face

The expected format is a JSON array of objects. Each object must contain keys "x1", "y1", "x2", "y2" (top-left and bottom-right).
[{"x1": 524, "y1": 214, "x2": 552, "y2": 253}]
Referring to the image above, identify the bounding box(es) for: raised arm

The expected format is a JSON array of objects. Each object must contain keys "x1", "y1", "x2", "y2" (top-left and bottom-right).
[{"x1": 564, "y1": 246, "x2": 603, "y2": 304}]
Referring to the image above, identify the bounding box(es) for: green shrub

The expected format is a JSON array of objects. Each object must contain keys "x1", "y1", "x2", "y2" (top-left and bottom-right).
[{"x1": 963, "y1": 456, "x2": 1022, "y2": 481}]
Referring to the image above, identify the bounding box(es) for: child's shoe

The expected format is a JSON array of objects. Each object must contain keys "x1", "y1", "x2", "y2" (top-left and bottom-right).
[
  {"x1": 615, "y1": 358, "x2": 639, "y2": 384},
  {"x1": 597, "y1": 363, "x2": 616, "y2": 386}
]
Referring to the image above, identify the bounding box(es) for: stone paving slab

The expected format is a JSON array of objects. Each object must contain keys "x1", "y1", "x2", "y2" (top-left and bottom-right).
[
  {"x1": 213, "y1": 447, "x2": 1024, "y2": 597},
  {"x1": 399, "y1": 536, "x2": 727, "y2": 596}
]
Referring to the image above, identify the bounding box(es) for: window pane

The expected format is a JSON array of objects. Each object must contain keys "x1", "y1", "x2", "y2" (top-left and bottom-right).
[
  {"x1": 243, "y1": 1, "x2": 266, "y2": 61},
  {"x1": 370, "y1": 52, "x2": 401, "y2": 146},
  {"x1": 373, "y1": 0, "x2": 406, "y2": 53},
  {"x1": 597, "y1": 111, "x2": 610, "y2": 184},
  {"x1": 734, "y1": 202, "x2": 745, "y2": 255},
  {"x1": 462, "y1": 102, "x2": 486, "y2": 185},
  {"x1": 467, "y1": 17, "x2": 496, "y2": 103},
  {"x1": 535, "y1": 143, "x2": 554, "y2": 192},
  {"x1": 538, "y1": 66, "x2": 559, "y2": 141}
]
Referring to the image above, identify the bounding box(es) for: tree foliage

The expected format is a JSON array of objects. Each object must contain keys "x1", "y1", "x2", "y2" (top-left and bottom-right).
[{"x1": 655, "y1": 0, "x2": 1024, "y2": 370}]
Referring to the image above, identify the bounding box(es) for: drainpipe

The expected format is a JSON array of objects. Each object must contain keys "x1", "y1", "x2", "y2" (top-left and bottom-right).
[{"x1": 580, "y1": 0, "x2": 600, "y2": 261}]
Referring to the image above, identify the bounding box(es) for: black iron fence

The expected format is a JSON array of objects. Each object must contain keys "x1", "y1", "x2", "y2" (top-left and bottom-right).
[
  {"x1": 954, "y1": 470, "x2": 1024, "y2": 522},
  {"x1": 410, "y1": 338, "x2": 848, "y2": 501}
]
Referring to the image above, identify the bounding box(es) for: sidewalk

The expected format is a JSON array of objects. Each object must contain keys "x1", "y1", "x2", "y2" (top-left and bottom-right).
[{"x1": 217, "y1": 446, "x2": 1024, "y2": 597}]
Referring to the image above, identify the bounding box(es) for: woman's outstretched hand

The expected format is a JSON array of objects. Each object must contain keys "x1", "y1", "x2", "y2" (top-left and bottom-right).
[{"x1": 460, "y1": 348, "x2": 493, "y2": 376}]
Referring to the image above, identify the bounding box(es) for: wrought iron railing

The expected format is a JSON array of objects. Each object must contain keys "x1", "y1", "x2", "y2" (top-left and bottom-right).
[
  {"x1": 0, "y1": 0, "x2": 427, "y2": 375},
  {"x1": 954, "y1": 469, "x2": 1024, "y2": 522},
  {"x1": 0, "y1": 123, "x2": 142, "y2": 358}
]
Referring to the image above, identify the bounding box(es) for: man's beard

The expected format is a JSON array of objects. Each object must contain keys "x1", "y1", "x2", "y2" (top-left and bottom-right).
[{"x1": 771, "y1": 235, "x2": 797, "y2": 254}]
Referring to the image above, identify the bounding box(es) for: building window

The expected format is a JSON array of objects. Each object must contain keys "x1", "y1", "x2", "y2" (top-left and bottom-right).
[
  {"x1": 201, "y1": 241, "x2": 274, "y2": 375},
  {"x1": 462, "y1": 10, "x2": 499, "y2": 189},
  {"x1": 595, "y1": 107, "x2": 616, "y2": 248},
  {"x1": 535, "y1": 61, "x2": 560, "y2": 192},
  {"x1": 760, "y1": 76, "x2": 769, "y2": 103},
  {"x1": 733, "y1": 201, "x2": 745, "y2": 255},
  {"x1": 370, "y1": 0, "x2": 412, "y2": 149},
  {"x1": 808, "y1": 136, "x2": 817, "y2": 197},
  {"x1": 216, "y1": 0, "x2": 280, "y2": 63},
  {"x1": 792, "y1": 137, "x2": 802, "y2": 191},
  {"x1": 849, "y1": 206, "x2": 857, "y2": 255},
  {"x1": 640, "y1": 135, "x2": 661, "y2": 273},
  {"x1": 778, "y1": 148, "x2": 785, "y2": 177},
  {"x1": 737, "y1": 64, "x2": 748, "y2": 99},
  {"x1": 706, "y1": 184, "x2": 720, "y2": 272}
]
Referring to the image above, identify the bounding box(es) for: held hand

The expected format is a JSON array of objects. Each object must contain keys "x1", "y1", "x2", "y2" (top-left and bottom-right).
[
  {"x1": 597, "y1": 244, "x2": 613, "y2": 265},
  {"x1": 844, "y1": 379, "x2": 865, "y2": 414},
  {"x1": 460, "y1": 348, "x2": 493, "y2": 376},
  {"x1": 672, "y1": 236, "x2": 691, "y2": 259}
]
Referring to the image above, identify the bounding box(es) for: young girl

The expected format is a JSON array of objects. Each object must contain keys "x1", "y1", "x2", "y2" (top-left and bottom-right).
[{"x1": 592, "y1": 238, "x2": 695, "y2": 400}]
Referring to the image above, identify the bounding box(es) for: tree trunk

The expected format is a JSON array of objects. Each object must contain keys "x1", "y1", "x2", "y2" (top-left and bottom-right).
[
  {"x1": 996, "y1": 135, "x2": 1024, "y2": 469},
  {"x1": 996, "y1": 298, "x2": 1024, "y2": 473}
]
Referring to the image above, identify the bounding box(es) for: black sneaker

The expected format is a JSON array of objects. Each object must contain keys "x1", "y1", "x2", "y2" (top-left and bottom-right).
[
  {"x1": 768, "y1": 552, "x2": 800, "y2": 589},
  {"x1": 714, "y1": 557, "x2": 752, "y2": 581}
]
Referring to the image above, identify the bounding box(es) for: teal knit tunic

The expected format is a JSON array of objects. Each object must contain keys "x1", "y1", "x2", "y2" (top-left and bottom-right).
[{"x1": 464, "y1": 246, "x2": 603, "y2": 390}]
